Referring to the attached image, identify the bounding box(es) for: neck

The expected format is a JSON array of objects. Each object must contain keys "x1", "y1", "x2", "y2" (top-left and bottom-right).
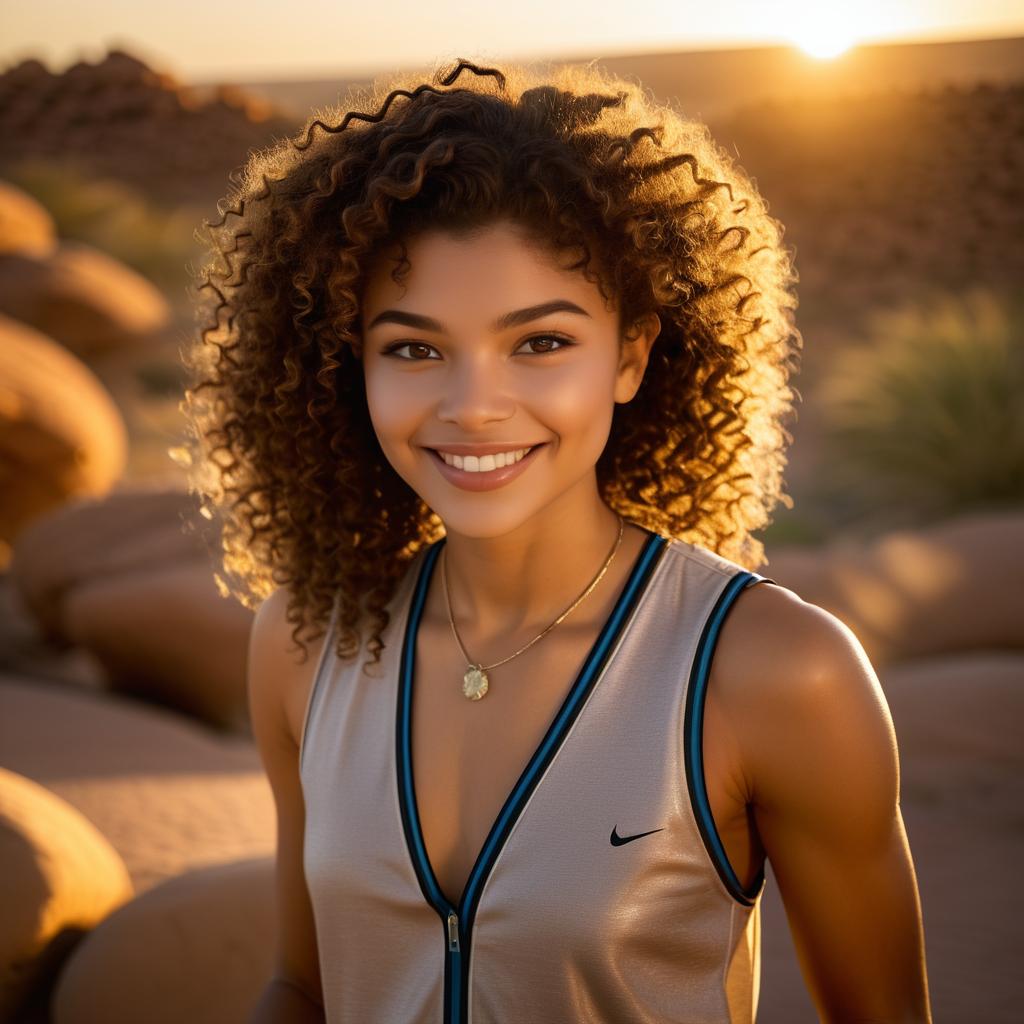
[{"x1": 436, "y1": 493, "x2": 637, "y2": 641}]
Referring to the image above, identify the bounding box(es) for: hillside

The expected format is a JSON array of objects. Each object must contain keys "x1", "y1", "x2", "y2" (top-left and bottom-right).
[
  {"x1": 0, "y1": 50, "x2": 297, "y2": 207},
  {"x1": 1, "y1": 42, "x2": 1020, "y2": 345}
]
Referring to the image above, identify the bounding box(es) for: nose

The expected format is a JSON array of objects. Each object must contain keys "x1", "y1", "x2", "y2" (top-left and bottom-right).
[{"x1": 434, "y1": 353, "x2": 516, "y2": 429}]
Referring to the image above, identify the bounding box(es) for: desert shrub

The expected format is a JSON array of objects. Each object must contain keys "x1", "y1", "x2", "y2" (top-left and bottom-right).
[
  {"x1": 2, "y1": 158, "x2": 202, "y2": 303},
  {"x1": 814, "y1": 285, "x2": 1024, "y2": 533}
]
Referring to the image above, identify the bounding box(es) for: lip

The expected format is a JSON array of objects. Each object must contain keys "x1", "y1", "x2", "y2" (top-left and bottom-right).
[
  {"x1": 422, "y1": 442, "x2": 545, "y2": 456},
  {"x1": 424, "y1": 443, "x2": 547, "y2": 492}
]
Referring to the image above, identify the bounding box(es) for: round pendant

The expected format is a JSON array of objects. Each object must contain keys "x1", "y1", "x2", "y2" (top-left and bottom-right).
[{"x1": 462, "y1": 665, "x2": 489, "y2": 701}]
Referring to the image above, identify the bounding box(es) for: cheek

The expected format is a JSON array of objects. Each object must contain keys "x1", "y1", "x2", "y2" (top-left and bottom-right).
[
  {"x1": 531, "y1": 361, "x2": 617, "y2": 443},
  {"x1": 363, "y1": 368, "x2": 426, "y2": 449}
]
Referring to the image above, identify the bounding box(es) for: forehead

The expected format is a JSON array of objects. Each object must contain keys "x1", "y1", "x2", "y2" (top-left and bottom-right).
[{"x1": 361, "y1": 220, "x2": 611, "y2": 317}]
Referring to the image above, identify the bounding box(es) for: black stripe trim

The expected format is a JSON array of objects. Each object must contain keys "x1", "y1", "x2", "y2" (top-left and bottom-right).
[{"x1": 683, "y1": 571, "x2": 771, "y2": 906}]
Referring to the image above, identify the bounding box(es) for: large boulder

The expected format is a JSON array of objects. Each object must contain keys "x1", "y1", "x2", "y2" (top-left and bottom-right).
[
  {"x1": 0, "y1": 238, "x2": 170, "y2": 357},
  {"x1": 0, "y1": 768, "x2": 133, "y2": 1021},
  {"x1": 0, "y1": 315, "x2": 127, "y2": 549},
  {"x1": 761, "y1": 509, "x2": 1024, "y2": 665},
  {"x1": 0, "y1": 673, "x2": 275, "y2": 1022},
  {"x1": 8, "y1": 487, "x2": 253, "y2": 731},
  {"x1": 52, "y1": 857, "x2": 274, "y2": 1024},
  {"x1": 0, "y1": 180, "x2": 56, "y2": 258},
  {"x1": 0, "y1": 674, "x2": 274, "y2": 893},
  {"x1": 9, "y1": 486, "x2": 211, "y2": 638}
]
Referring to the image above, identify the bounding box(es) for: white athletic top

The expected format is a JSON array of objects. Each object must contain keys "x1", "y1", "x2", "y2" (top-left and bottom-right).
[{"x1": 300, "y1": 526, "x2": 777, "y2": 1022}]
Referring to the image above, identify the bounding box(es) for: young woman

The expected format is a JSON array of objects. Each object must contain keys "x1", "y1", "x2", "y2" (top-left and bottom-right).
[{"x1": 182, "y1": 58, "x2": 931, "y2": 1023}]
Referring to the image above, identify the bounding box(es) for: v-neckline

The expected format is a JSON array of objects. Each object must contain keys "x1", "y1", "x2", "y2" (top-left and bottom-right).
[{"x1": 395, "y1": 525, "x2": 668, "y2": 924}]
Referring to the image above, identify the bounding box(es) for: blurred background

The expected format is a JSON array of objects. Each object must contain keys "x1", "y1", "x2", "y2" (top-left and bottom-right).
[{"x1": 0, "y1": 2, "x2": 1022, "y2": 1021}]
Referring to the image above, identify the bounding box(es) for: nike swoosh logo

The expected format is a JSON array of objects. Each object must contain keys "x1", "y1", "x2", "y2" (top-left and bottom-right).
[{"x1": 610, "y1": 825, "x2": 664, "y2": 846}]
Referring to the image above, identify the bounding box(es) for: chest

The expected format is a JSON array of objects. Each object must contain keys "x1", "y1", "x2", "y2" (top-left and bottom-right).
[
  {"x1": 296, "y1": 541, "x2": 770, "y2": 1023},
  {"x1": 409, "y1": 615, "x2": 607, "y2": 908},
  {"x1": 408, "y1": 624, "x2": 757, "y2": 912}
]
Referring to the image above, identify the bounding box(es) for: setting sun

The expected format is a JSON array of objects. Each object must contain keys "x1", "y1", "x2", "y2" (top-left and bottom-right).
[
  {"x1": 794, "y1": 32, "x2": 856, "y2": 59},
  {"x1": 785, "y1": 7, "x2": 861, "y2": 59}
]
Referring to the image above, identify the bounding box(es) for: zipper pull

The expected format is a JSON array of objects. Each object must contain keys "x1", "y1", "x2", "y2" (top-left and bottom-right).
[{"x1": 447, "y1": 910, "x2": 460, "y2": 951}]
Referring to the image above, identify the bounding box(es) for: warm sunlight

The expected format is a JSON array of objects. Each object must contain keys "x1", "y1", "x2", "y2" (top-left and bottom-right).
[
  {"x1": 794, "y1": 32, "x2": 855, "y2": 59},
  {"x1": 785, "y1": 8, "x2": 862, "y2": 59}
]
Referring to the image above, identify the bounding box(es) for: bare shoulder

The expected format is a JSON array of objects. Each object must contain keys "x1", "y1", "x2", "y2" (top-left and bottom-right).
[
  {"x1": 249, "y1": 587, "x2": 333, "y2": 751},
  {"x1": 710, "y1": 578, "x2": 887, "y2": 715},
  {"x1": 708, "y1": 579, "x2": 899, "y2": 812}
]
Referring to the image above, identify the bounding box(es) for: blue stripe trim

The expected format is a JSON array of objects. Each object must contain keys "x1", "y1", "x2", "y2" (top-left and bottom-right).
[
  {"x1": 460, "y1": 530, "x2": 667, "y2": 915},
  {"x1": 683, "y1": 571, "x2": 769, "y2": 906},
  {"x1": 398, "y1": 539, "x2": 452, "y2": 912}
]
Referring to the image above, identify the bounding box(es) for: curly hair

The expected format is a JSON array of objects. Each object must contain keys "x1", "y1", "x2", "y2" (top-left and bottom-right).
[{"x1": 178, "y1": 56, "x2": 802, "y2": 674}]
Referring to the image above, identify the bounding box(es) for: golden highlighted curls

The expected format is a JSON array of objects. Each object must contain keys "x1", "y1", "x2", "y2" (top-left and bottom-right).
[{"x1": 179, "y1": 56, "x2": 802, "y2": 672}]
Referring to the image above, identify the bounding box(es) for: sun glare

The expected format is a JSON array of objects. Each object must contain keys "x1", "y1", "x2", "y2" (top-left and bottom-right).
[
  {"x1": 794, "y1": 31, "x2": 855, "y2": 59},
  {"x1": 784, "y1": 8, "x2": 860, "y2": 59}
]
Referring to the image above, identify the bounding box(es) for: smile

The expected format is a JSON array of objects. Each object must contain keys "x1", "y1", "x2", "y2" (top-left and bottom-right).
[
  {"x1": 433, "y1": 447, "x2": 535, "y2": 472},
  {"x1": 423, "y1": 443, "x2": 548, "y2": 492}
]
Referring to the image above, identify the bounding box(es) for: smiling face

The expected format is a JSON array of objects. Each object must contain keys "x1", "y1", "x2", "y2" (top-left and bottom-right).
[{"x1": 358, "y1": 219, "x2": 658, "y2": 540}]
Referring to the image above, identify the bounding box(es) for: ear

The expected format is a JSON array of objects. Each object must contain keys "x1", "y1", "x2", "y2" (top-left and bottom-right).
[{"x1": 614, "y1": 312, "x2": 661, "y2": 404}]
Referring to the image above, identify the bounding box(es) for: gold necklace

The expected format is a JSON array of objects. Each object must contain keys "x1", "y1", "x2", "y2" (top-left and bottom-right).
[{"x1": 441, "y1": 516, "x2": 625, "y2": 701}]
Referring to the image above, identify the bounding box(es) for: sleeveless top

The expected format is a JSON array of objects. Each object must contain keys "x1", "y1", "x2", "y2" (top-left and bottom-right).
[{"x1": 299, "y1": 526, "x2": 778, "y2": 1023}]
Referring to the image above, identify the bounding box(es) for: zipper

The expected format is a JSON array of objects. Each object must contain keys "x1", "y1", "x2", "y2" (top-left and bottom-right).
[
  {"x1": 446, "y1": 908, "x2": 463, "y2": 1022},
  {"x1": 398, "y1": 531, "x2": 669, "y2": 1024}
]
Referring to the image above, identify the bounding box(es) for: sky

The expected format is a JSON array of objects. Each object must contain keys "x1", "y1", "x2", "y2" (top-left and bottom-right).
[{"x1": 3, "y1": 0, "x2": 1024, "y2": 82}]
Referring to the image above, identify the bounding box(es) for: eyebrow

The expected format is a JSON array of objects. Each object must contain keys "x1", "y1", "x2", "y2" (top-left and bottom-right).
[{"x1": 365, "y1": 298, "x2": 592, "y2": 334}]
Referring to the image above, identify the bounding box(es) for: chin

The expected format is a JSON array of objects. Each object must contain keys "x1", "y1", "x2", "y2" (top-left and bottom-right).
[{"x1": 429, "y1": 505, "x2": 547, "y2": 542}]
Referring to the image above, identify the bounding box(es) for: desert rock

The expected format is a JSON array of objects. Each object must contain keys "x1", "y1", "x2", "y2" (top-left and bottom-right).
[
  {"x1": 0, "y1": 767, "x2": 133, "y2": 1021},
  {"x1": 0, "y1": 673, "x2": 274, "y2": 893},
  {"x1": 0, "y1": 238, "x2": 170, "y2": 357},
  {"x1": 0, "y1": 315, "x2": 127, "y2": 548},
  {"x1": 51, "y1": 857, "x2": 274, "y2": 1024},
  {"x1": 759, "y1": 510, "x2": 1024, "y2": 666},
  {"x1": 8, "y1": 487, "x2": 253, "y2": 730},
  {"x1": 0, "y1": 179, "x2": 56, "y2": 257}
]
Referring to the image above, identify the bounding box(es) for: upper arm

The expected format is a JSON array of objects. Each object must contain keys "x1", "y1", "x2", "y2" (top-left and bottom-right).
[
  {"x1": 725, "y1": 586, "x2": 931, "y2": 1022},
  {"x1": 247, "y1": 587, "x2": 328, "y2": 1009}
]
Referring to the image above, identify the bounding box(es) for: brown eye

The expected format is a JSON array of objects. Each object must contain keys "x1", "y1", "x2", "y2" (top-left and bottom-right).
[
  {"x1": 519, "y1": 334, "x2": 574, "y2": 355},
  {"x1": 383, "y1": 341, "x2": 439, "y2": 361},
  {"x1": 383, "y1": 335, "x2": 574, "y2": 360}
]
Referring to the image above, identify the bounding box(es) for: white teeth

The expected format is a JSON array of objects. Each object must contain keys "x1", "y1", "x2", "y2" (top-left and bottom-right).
[{"x1": 437, "y1": 447, "x2": 533, "y2": 472}]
